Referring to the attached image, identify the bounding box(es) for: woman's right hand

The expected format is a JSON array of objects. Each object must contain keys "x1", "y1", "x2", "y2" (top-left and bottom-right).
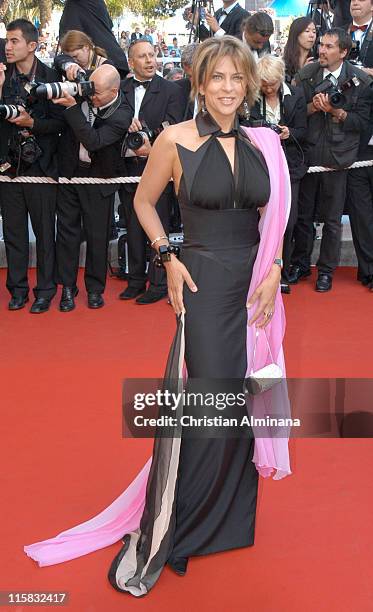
[
  {"x1": 165, "y1": 256, "x2": 198, "y2": 315},
  {"x1": 65, "y1": 63, "x2": 83, "y2": 81}
]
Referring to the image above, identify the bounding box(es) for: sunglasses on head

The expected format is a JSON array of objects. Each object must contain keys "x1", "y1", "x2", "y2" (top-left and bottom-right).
[{"x1": 257, "y1": 30, "x2": 273, "y2": 37}]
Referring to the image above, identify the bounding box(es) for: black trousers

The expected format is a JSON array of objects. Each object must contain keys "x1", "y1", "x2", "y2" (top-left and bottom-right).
[
  {"x1": 292, "y1": 170, "x2": 347, "y2": 275},
  {"x1": 282, "y1": 180, "x2": 300, "y2": 282},
  {"x1": 1, "y1": 182, "x2": 57, "y2": 299},
  {"x1": 56, "y1": 182, "x2": 114, "y2": 293},
  {"x1": 120, "y1": 184, "x2": 172, "y2": 292},
  {"x1": 347, "y1": 167, "x2": 373, "y2": 282}
]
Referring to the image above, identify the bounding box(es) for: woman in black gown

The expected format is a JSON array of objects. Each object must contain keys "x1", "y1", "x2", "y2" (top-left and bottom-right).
[
  {"x1": 23, "y1": 35, "x2": 291, "y2": 586},
  {"x1": 108, "y1": 36, "x2": 286, "y2": 596}
]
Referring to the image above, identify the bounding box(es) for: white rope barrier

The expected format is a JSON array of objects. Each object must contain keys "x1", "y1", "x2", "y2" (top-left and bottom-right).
[{"x1": 0, "y1": 159, "x2": 372, "y2": 184}]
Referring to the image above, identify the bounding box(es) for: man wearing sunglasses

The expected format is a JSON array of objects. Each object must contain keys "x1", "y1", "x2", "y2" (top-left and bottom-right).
[{"x1": 242, "y1": 12, "x2": 274, "y2": 61}]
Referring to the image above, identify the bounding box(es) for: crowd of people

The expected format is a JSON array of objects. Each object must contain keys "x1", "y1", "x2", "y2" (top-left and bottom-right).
[{"x1": 0, "y1": 0, "x2": 372, "y2": 314}]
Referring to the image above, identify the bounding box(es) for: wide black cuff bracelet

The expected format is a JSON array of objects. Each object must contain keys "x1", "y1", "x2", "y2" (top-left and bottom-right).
[{"x1": 153, "y1": 244, "x2": 180, "y2": 268}]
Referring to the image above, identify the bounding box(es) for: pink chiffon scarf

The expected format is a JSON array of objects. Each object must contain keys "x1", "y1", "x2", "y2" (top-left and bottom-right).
[{"x1": 24, "y1": 127, "x2": 291, "y2": 567}]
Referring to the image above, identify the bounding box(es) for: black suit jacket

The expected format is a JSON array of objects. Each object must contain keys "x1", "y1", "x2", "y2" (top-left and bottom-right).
[
  {"x1": 200, "y1": 4, "x2": 249, "y2": 41},
  {"x1": 58, "y1": 94, "x2": 132, "y2": 196},
  {"x1": 343, "y1": 20, "x2": 373, "y2": 69},
  {"x1": 130, "y1": 32, "x2": 143, "y2": 42},
  {"x1": 0, "y1": 58, "x2": 64, "y2": 178},
  {"x1": 120, "y1": 74, "x2": 184, "y2": 181},
  {"x1": 294, "y1": 60, "x2": 372, "y2": 168},
  {"x1": 59, "y1": 0, "x2": 129, "y2": 76},
  {"x1": 248, "y1": 85, "x2": 308, "y2": 181},
  {"x1": 0, "y1": 38, "x2": 5, "y2": 63},
  {"x1": 175, "y1": 77, "x2": 193, "y2": 120}
]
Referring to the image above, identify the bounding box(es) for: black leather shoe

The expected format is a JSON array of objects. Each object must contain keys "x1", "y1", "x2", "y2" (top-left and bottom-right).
[
  {"x1": 8, "y1": 295, "x2": 29, "y2": 310},
  {"x1": 281, "y1": 282, "x2": 291, "y2": 294},
  {"x1": 167, "y1": 556, "x2": 189, "y2": 576},
  {"x1": 288, "y1": 266, "x2": 311, "y2": 285},
  {"x1": 59, "y1": 286, "x2": 79, "y2": 312},
  {"x1": 30, "y1": 297, "x2": 51, "y2": 314},
  {"x1": 361, "y1": 275, "x2": 373, "y2": 287},
  {"x1": 136, "y1": 289, "x2": 168, "y2": 305},
  {"x1": 315, "y1": 273, "x2": 333, "y2": 292},
  {"x1": 119, "y1": 285, "x2": 146, "y2": 300},
  {"x1": 87, "y1": 292, "x2": 104, "y2": 309}
]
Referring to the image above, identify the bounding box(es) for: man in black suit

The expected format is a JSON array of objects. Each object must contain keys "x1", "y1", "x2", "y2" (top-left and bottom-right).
[
  {"x1": 130, "y1": 27, "x2": 143, "y2": 42},
  {"x1": 175, "y1": 42, "x2": 198, "y2": 120},
  {"x1": 59, "y1": 0, "x2": 129, "y2": 77},
  {"x1": 0, "y1": 19, "x2": 64, "y2": 313},
  {"x1": 345, "y1": 0, "x2": 373, "y2": 290},
  {"x1": 198, "y1": 0, "x2": 248, "y2": 41},
  {"x1": 290, "y1": 28, "x2": 372, "y2": 292},
  {"x1": 119, "y1": 39, "x2": 184, "y2": 304},
  {"x1": 54, "y1": 64, "x2": 131, "y2": 311}
]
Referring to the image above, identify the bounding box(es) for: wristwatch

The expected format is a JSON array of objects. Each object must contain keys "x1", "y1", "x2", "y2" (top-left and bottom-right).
[
  {"x1": 158, "y1": 244, "x2": 173, "y2": 264},
  {"x1": 273, "y1": 258, "x2": 283, "y2": 268}
]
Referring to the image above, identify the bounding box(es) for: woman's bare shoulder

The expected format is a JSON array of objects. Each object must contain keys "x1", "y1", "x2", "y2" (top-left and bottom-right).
[{"x1": 162, "y1": 120, "x2": 197, "y2": 145}]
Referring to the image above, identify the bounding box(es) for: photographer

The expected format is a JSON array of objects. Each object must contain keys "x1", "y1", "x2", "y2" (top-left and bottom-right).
[
  {"x1": 119, "y1": 39, "x2": 184, "y2": 305},
  {"x1": 242, "y1": 12, "x2": 273, "y2": 60},
  {"x1": 54, "y1": 30, "x2": 113, "y2": 83},
  {"x1": 345, "y1": 0, "x2": 373, "y2": 291},
  {"x1": 0, "y1": 19, "x2": 64, "y2": 313},
  {"x1": 247, "y1": 55, "x2": 307, "y2": 294},
  {"x1": 290, "y1": 28, "x2": 371, "y2": 292},
  {"x1": 52, "y1": 64, "x2": 131, "y2": 311}
]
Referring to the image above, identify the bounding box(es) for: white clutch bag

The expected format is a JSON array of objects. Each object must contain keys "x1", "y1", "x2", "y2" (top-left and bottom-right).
[{"x1": 245, "y1": 329, "x2": 283, "y2": 396}]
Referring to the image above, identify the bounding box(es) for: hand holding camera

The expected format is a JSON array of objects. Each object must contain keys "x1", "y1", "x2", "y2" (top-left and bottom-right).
[
  {"x1": 64, "y1": 63, "x2": 86, "y2": 82},
  {"x1": 52, "y1": 89, "x2": 77, "y2": 108},
  {"x1": 7, "y1": 105, "x2": 34, "y2": 128},
  {"x1": 128, "y1": 117, "x2": 151, "y2": 156},
  {"x1": 278, "y1": 125, "x2": 290, "y2": 140}
]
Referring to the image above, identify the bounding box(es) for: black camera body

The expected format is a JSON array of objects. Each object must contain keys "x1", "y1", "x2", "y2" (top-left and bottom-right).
[
  {"x1": 0, "y1": 93, "x2": 43, "y2": 168},
  {"x1": 248, "y1": 118, "x2": 283, "y2": 135},
  {"x1": 122, "y1": 121, "x2": 168, "y2": 155},
  {"x1": 124, "y1": 126, "x2": 162, "y2": 151},
  {"x1": 314, "y1": 75, "x2": 361, "y2": 108}
]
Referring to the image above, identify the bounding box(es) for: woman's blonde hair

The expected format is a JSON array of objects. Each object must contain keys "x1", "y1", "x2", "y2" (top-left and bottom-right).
[
  {"x1": 60, "y1": 30, "x2": 107, "y2": 59},
  {"x1": 256, "y1": 54, "x2": 285, "y2": 84},
  {"x1": 191, "y1": 35, "x2": 259, "y2": 112}
]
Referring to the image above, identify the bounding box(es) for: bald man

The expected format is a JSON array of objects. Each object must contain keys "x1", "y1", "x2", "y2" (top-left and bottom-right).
[{"x1": 53, "y1": 64, "x2": 132, "y2": 310}]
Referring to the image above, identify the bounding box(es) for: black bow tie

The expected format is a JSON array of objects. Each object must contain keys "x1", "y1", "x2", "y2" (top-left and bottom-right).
[
  {"x1": 221, "y1": 9, "x2": 227, "y2": 15},
  {"x1": 133, "y1": 79, "x2": 151, "y2": 89}
]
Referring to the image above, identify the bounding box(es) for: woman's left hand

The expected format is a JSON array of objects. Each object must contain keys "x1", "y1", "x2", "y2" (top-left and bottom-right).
[{"x1": 247, "y1": 265, "x2": 281, "y2": 328}]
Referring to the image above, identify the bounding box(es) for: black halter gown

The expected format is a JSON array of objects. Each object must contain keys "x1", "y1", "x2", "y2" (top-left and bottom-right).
[{"x1": 109, "y1": 112, "x2": 271, "y2": 596}]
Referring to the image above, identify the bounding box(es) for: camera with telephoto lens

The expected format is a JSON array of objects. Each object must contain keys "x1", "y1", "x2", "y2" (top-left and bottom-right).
[
  {"x1": 314, "y1": 75, "x2": 361, "y2": 108},
  {"x1": 0, "y1": 104, "x2": 22, "y2": 120},
  {"x1": 33, "y1": 73, "x2": 95, "y2": 101}
]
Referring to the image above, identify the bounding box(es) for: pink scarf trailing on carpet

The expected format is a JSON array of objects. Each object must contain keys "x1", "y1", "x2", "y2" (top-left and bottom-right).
[{"x1": 24, "y1": 127, "x2": 291, "y2": 567}]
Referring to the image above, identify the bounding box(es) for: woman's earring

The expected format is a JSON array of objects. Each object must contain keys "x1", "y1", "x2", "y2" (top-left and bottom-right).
[
  {"x1": 243, "y1": 99, "x2": 250, "y2": 121},
  {"x1": 200, "y1": 95, "x2": 207, "y2": 116}
]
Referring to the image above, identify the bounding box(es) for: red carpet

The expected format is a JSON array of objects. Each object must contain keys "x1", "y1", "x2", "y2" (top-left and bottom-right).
[{"x1": 1, "y1": 267, "x2": 373, "y2": 611}]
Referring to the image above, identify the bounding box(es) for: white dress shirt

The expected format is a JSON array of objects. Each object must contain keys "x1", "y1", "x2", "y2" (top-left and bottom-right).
[
  {"x1": 214, "y1": 2, "x2": 239, "y2": 38},
  {"x1": 351, "y1": 19, "x2": 372, "y2": 45}
]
